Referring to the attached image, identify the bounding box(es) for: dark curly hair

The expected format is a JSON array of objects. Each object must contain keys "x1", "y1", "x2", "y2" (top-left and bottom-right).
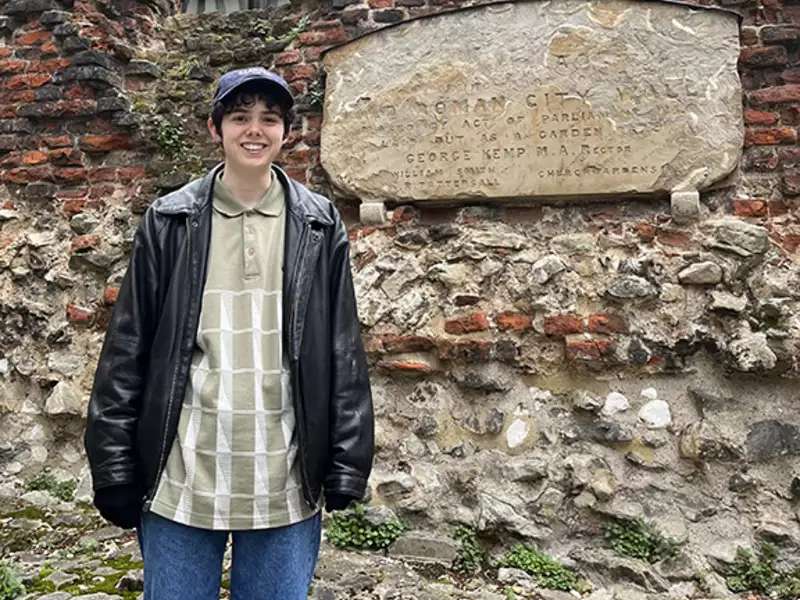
[{"x1": 210, "y1": 80, "x2": 294, "y2": 141}]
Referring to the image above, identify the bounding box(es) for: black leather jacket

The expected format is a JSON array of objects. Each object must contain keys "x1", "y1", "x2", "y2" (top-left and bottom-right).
[{"x1": 84, "y1": 164, "x2": 373, "y2": 511}]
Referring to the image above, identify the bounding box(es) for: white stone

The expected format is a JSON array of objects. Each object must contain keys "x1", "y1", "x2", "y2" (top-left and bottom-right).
[
  {"x1": 31, "y1": 445, "x2": 48, "y2": 462},
  {"x1": 640, "y1": 387, "x2": 658, "y2": 401},
  {"x1": 5, "y1": 461, "x2": 22, "y2": 475},
  {"x1": 21, "y1": 489, "x2": 57, "y2": 507},
  {"x1": 638, "y1": 400, "x2": 672, "y2": 429},
  {"x1": 45, "y1": 381, "x2": 84, "y2": 416},
  {"x1": 601, "y1": 391, "x2": 630, "y2": 416},
  {"x1": 506, "y1": 418, "x2": 530, "y2": 448}
]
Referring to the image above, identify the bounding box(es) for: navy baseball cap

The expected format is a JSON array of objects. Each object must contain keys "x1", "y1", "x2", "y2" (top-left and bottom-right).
[{"x1": 212, "y1": 67, "x2": 294, "y2": 109}]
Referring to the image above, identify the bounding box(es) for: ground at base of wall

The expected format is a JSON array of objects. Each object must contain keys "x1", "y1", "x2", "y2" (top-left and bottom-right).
[{"x1": 0, "y1": 493, "x2": 765, "y2": 600}]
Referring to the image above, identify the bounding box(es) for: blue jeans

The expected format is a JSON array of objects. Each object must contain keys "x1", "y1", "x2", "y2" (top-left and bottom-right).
[{"x1": 137, "y1": 511, "x2": 322, "y2": 600}]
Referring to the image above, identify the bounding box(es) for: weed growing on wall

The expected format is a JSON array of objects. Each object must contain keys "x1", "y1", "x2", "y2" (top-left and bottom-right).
[
  {"x1": 326, "y1": 504, "x2": 406, "y2": 551},
  {"x1": 497, "y1": 544, "x2": 584, "y2": 592},
  {"x1": 452, "y1": 526, "x2": 487, "y2": 574},
  {"x1": 604, "y1": 518, "x2": 679, "y2": 563},
  {"x1": 725, "y1": 544, "x2": 800, "y2": 599},
  {"x1": 153, "y1": 116, "x2": 187, "y2": 160},
  {"x1": 26, "y1": 470, "x2": 76, "y2": 502},
  {"x1": 0, "y1": 562, "x2": 24, "y2": 600}
]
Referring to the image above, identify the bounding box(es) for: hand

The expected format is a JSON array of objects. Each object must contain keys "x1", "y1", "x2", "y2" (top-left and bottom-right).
[
  {"x1": 324, "y1": 493, "x2": 355, "y2": 513},
  {"x1": 93, "y1": 484, "x2": 143, "y2": 529}
]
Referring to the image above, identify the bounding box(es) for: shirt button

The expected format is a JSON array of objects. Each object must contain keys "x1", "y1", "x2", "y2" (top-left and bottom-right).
[{"x1": 247, "y1": 248, "x2": 255, "y2": 256}]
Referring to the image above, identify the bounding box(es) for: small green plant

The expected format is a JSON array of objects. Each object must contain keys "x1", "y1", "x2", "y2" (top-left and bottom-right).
[
  {"x1": 153, "y1": 116, "x2": 187, "y2": 160},
  {"x1": 725, "y1": 544, "x2": 800, "y2": 599},
  {"x1": 284, "y1": 14, "x2": 310, "y2": 43},
  {"x1": 326, "y1": 503, "x2": 406, "y2": 551},
  {"x1": 26, "y1": 470, "x2": 76, "y2": 502},
  {"x1": 497, "y1": 544, "x2": 582, "y2": 592},
  {"x1": 306, "y1": 76, "x2": 325, "y2": 110},
  {"x1": 0, "y1": 562, "x2": 25, "y2": 600},
  {"x1": 452, "y1": 526, "x2": 486, "y2": 574},
  {"x1": 604, "y1": 518, "x2": 679, "y2": 563}
]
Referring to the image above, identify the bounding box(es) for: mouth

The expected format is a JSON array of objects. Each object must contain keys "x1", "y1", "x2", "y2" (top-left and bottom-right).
[{"x1": 241, "y1": 143, "x2": 267, "y2": 155}]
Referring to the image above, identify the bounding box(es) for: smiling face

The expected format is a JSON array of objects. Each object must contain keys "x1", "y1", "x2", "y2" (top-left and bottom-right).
[{"x1": 207, "y1": 94, "x2": 286, "y2": 175}]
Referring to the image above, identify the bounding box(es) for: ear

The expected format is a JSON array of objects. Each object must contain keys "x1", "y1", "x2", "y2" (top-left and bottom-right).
[{"x1": 207, "y1": 117, "x2": 221, "y2": 144}]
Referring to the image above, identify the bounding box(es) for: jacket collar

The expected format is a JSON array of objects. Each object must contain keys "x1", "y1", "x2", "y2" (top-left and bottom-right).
[{"x1": 154, "y1": 163, "x2": 333, "y2": 227}]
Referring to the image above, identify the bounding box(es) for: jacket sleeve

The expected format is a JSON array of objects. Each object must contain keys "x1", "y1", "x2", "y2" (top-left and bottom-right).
[
  {"x1": 84, "y1": 208, "x2": 162, "y2": 491},
  {"x1": 324, "y1": 209, "x2": 374, "y2": 499}
]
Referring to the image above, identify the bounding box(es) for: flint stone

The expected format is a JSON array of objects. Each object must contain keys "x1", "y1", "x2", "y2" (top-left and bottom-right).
[
  {"x1": 678, "y1": 261, "x2": 723, "y2": 285},
  {"x1": 679, "y1": 421, "x2": 741, "y2": 461},
  {"x1": 21, "y1": 490, "x2": 57, "y2": 506},
  {"x1": 551, "y1": 233, "x2": 596, "y2": 255},
  {"x1": 706, "y1": 218, "x2": 769, "y2": 257},
  {"x1": 73, "y1": 594, "x2": 124, "y2": 600},
  {"x1": 746, "y1": 419, "x2": 800, "y2": 462},
  {"x1": 45, "y1": 380, "x2": 84, "y2": 416},
  {"x1": 710, "y1": 290, "x2": 747, "y2": 313},
  {"x1": 126, "y1": 59, "x2": 162, "y2": 78},
  {"x1": 388, "y1": 531, "x2": 459, "y2": 564},
  {"x1": 503, "y1": 456, "x2": 548, "y2": 482},
  {"x1": 638, "y1": 400, "x2": 671, "y2": 429},
  {"x1": 321, "y1": 1, "x2": 741, "y2": 202},
  {"x1": 601, "y1": 391, "x2": 630, "y2": 416},
  {"x1": 530, "y1": 254, "x2": 566, "y2": 284},
  {"x1": 37, "y1": 593, "x2": 72, "y2": 600},
  {"x1": 497, "y1": 567, "x2": 532, "y2": 583},
  {"x1": 571, "y1": 548, "x2": 670, "y2": 592},
  {"x1": 472, "y1": 230, "x2": 526, "y2": 250},
  {"x1": 571, "y1": 389, "x2": 603, "y2": 412},
  {"x1": 451, "y1": 363, "x2": 513, "y2": 392},
  {"x1": 606, "y1": 275, "x2": 657, "y2": 299},
  {"x1": 728, "y1": 329, "x2": 776, "y2": 372}
]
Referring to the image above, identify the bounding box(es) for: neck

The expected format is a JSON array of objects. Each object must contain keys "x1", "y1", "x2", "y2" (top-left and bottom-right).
[{"x1": 221, "y1": 163, "x2": 272, "y2": 207}]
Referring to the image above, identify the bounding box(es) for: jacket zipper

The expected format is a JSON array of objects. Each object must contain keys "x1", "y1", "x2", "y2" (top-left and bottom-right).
[{"x1": 142, "y1": 217, "x2": 195, "y2": 511}]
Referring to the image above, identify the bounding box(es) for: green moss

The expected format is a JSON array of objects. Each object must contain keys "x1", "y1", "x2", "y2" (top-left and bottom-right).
[
  {"x1": 26, "y1": 471, "x2": 76, "y2": 502},
  {"x1": 326, "y1": 504, "x2": 406, "y2": 552},
  {"x1": 0, "y1": 562, "x2": 25, "y2": 600},
  {"x1": 153, "y1": 115, "x2": 187, "y2": 160},
  {"x1": 725, "y1": 544, "x2": 800, "y2": 600},
  {"x1": 105, "y1": 555, "x2": 144, "y2": 571},
  {"x1": 497, "y1": 544, "x2": 586, "y2": 592},
  {"x1": 3, "y1": 506, "x2": 46, "y2": 520},
  {"x1": 452, "y1": 526, "x2": 486, "y2": 575},
  {"x1": 604, "y1": 518, "x2": 679, "y2": 563}
]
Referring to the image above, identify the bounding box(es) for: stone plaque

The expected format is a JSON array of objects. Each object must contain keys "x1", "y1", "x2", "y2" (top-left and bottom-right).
[{"x1": 321, "y1": 0, "x2": 742, "y2": 203}]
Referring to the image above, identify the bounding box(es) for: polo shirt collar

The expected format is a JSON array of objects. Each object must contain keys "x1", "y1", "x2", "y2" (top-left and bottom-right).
[{"x1": 213, "y1": 168, "x2": 283, "y2": 217}]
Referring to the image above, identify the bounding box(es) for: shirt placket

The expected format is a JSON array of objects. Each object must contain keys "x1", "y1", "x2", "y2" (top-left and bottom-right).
[{"x1": 243, "y1": 211, "x2": 260, "y2": 279}]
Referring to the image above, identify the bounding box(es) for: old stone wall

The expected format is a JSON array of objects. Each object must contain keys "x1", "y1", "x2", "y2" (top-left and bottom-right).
[{"x1": 0, "y1": 0, "x2": 799, "y2": 596}]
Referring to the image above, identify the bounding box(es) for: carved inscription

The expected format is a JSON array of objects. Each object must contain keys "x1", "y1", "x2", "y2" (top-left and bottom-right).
[{"x1": 320, "y1": 0, "x2": 743, "y2": 202}]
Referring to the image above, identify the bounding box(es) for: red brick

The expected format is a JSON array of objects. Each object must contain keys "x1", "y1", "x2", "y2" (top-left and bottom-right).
[
  {"x1": 391, "y1": 205, "x2": 419, "y2": 223},
  {"x1": 103, "y1": 287, "x2": 119, "y2": 305},
  {"x1": 30, "y1": 58, "x2": 71, "y2": 73},
  {"x1": 437, "y1": 339, "x2": 493, "y2": 362},
  {"x1": 740, "y1": 27, "x2": 759, "y2": 46},
  {"x1": 369, "y1": 0, "x2": 393, "y2": 6},
  {"x1": 297, "y1": 27, "x2": 347, "y2": 46},
  {"x1": 761, "y1": 25, "x2": 800, "y2": 44},
  {"x1": 732, "y1": 198, "x2": 767, "y2": 217},
  {"x1": 587, "y1": 313, "x2": 628, "y2": 334},
  {"x1": 376, "y1": 359, "x2": 437, "y2": 374},
  {"x1": 565, "y1": 335, "x2": 614, "y2": 362},
  {"x1": 380, "y1": 334, "x2": 435, "y2": 353},
  {"x1": 48, "y1": 147, "x2": 84, "y2": 166},
  {"x1": 656, "y1": 228, "x2": 692, "y2": 248},
  {"x1": 744, "y1": 108, "x2": 779, "y2": 126},
  {"x1": 66, "y1": 303, "x2": 94, "y2": 324},
  {"x1": 15, "y1": 30, "x2": 52, "y2": 46},
  {"x1": 283, "y1": 166, "x2": 307, "y2": 183},
  {"x1": 444, "y1": 312, "x2": 489, "y2": 334},
  {"x1": 21, "y1": 150, "x2": 48, "y2": 165},
  {"x1": 783, "y1": 68, "x2": 800, "y2": 84},
  {"x1": 0, "y1": 60, "x2": 28, "y2": 75},
  {"x1": 42, "y1": 135, "x2": 73, "y2": 148},
  {"x1": 745, "y1": 127, "x2": 797, "y2": 145},
  {"x1": 0, "y1": 49, "x2": 12, "y2": 59},
  {"x1": 281, "y1": 64, "x2": 316, "y2": 83},
  {"x1": 79, "y1": 134, "x2": 132, "y2": 152},
  {"x1": 54, "y1": 167, "x2": 87, "y2": 183},
  {"x1": 1, "y1": 166, "x2": 52, "y2": 184},
  {"x1": 750, "y1": 84, "x2": 800, "y2": 104},
  {"x1": 780, "y1": 234, "x2": 800, "y2": 253},
  {"x1": 543, "y1": 314, "x2": 583, "y2": 336},
  {"x1": 3, "y1": 72, "x2": 51, "y2": 89},
  {"x1": 61, "y1": 197, "x2": 87, "y2": 216},
  {"x1": 739, "y1": 45, "x2": 787, "y2": 67},
  {"x1": 116, "y1": 166, "x2": 146, "y2": 182},
  {"x1": 635, "y1": 222, "x2": 656, "y2": 242},
  {"x1": 274, "y1": 50, "x2": 301, "y2": 66},
  {"x1": 71, "y1": 234, "x2": 100, "y2": 252},
  {"x1": 495, "y1": 312, "x2": 532, "y2": 332},
  {"x1": 783, "y1": 170, "x2": 800, "y2": 196}
]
